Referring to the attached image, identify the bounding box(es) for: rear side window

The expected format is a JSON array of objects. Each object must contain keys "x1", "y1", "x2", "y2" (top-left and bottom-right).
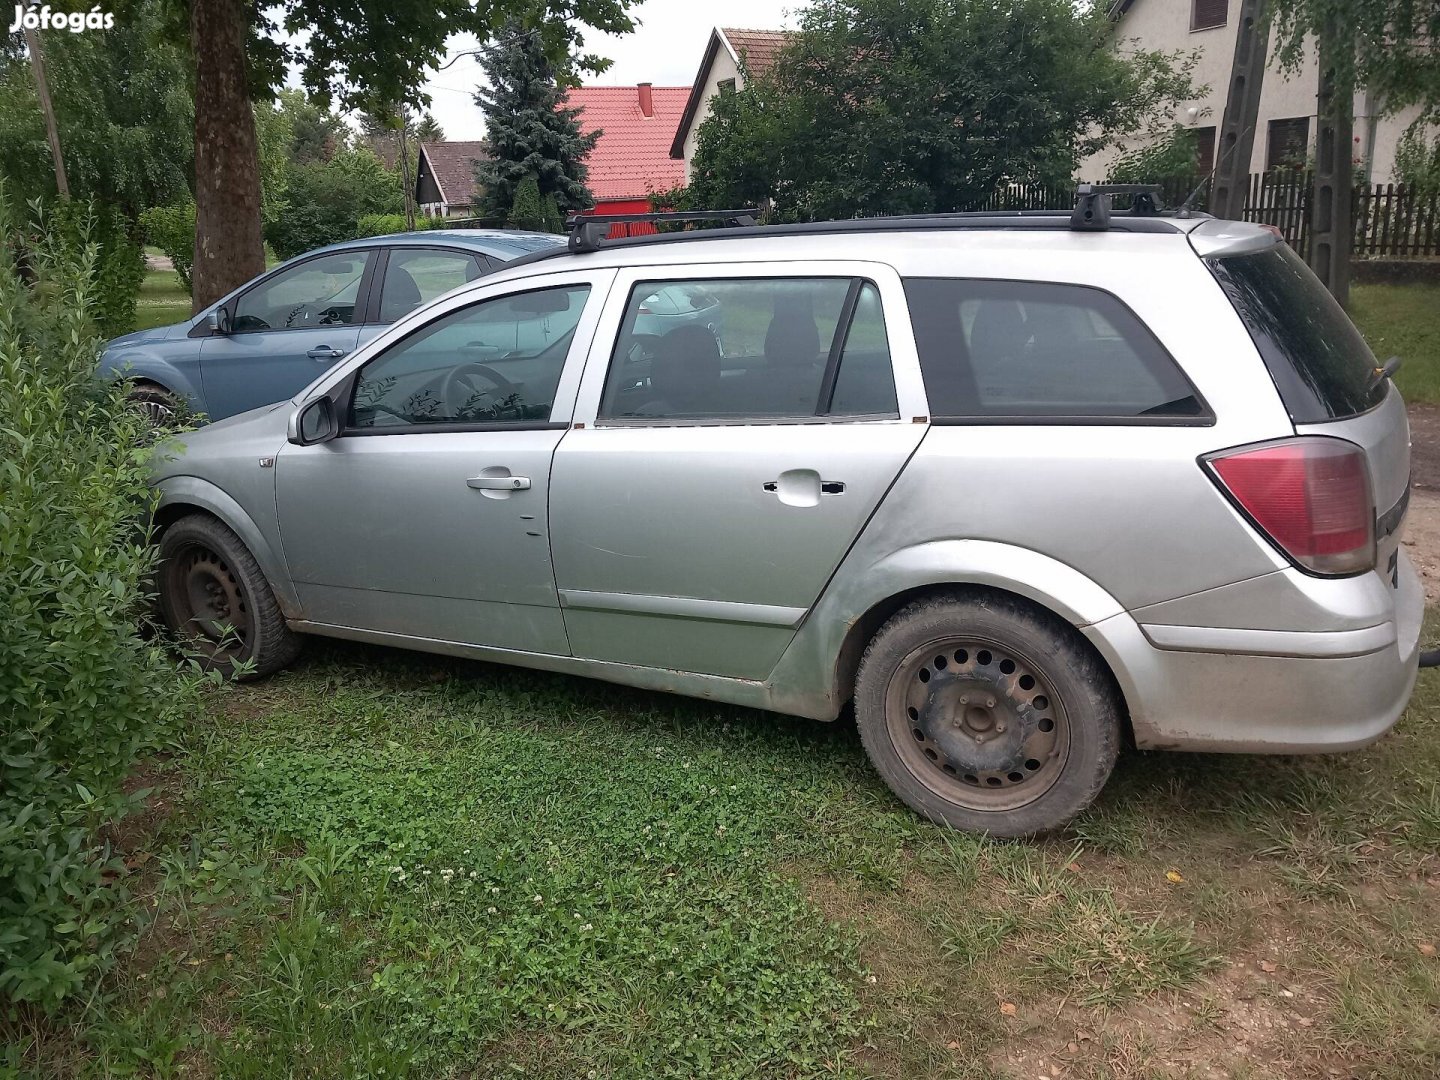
[
  {"x1": 904, "y1": 279, "x2": 1205, "y2": 420},
  {"x1": 598, "y1": 277, "x2": 898, "y2": 422},
  {"x1": 1205, "y1": 245, "x2": 1385, "y2": 422}
]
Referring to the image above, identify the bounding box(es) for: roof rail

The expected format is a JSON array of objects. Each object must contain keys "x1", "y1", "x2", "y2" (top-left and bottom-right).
[
  {"x1": 1070, "y1": 184, "x2": 1165, "y2": 230},
  {"x1": 566, "y1": 208, "x2": 761, "y2": 253}
]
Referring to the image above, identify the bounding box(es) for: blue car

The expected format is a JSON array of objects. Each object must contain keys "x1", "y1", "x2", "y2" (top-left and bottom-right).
[{"x1": 100, "y1": 230, "x2": 566, "y2": 423}]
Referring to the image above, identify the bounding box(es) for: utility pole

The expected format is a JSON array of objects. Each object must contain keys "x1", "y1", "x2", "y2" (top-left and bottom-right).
[
  {"x1": 397, "y1": 108, "x2": 417, "y2": 231},
  {"x1": 1308, "y1": 16, "x2": 1353, "y2": 307},
  {"x1": 1211, "y1": 0, "x2": 1266, "y2": 220},
  {"x1": 22, "y1": 24, "x2": 69, "y2": 198}
]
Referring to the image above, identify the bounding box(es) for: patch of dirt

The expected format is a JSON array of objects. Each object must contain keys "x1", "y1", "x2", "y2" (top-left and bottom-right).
[{"x1": 1406, "y1": 405, "x2": 1440, "y2": 603}]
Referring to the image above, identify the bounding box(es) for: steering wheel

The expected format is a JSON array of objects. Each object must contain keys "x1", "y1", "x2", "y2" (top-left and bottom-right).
[{"x1": 442, "y1": 362, "x2": 522, "y2": 417}]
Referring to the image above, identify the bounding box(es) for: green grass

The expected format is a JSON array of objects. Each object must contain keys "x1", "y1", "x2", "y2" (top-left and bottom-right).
[
  {"x1": 7, "y1": 626, "x2": 1440, "y2": 1078},
  {"x1": 1352, "y1": 281, "x2": 1440, "y2": 404},
  {"x1": 131, "y1": 267, "x2": 191, "y2": 333}
]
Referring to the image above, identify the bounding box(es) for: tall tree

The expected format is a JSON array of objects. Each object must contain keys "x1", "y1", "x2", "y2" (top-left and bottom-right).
[
  {"x1": 140, "y1": 0, "x2": 636, "y2": 310},
  {"x1": 684, "y1": 0, "x2": 1198, "y2": 219},
  {"x1": 0, "y1": 0, "x2": 192, "y2": 215},
  {"x1": 473, "y1": 20, "x2": 600, "y2": 217},
  {"x1": 415, "y1": 112, "x2": 445, "y2": 143}
]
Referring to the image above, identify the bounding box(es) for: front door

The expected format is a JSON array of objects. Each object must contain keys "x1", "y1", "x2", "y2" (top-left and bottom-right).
[
  {"x1": 199, "y1": 250, "x2": 374, "y2": 419},
  {"x1": 549, "y1": 265, "x2": 928, "y2": 680},
  {"x1": 274, "y1": 275, "x2": 609, "y2": 654}
]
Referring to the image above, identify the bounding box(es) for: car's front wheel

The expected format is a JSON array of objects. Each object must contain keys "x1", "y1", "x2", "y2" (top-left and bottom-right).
[
  {"x1": 157, "y1": 514, "x2": 302, "y2": 679},
  {"x1": 854, "y1": 591, "x2": 1121, "y2": 837}
]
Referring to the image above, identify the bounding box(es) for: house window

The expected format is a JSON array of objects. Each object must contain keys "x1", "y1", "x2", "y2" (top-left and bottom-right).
[
  {"x1": 717, "y1": 78, "x2": 736, "y2": 94},
  {"x1": 1191, "y1": 0, "x2": 1227, "y2": 29},
  {"x1": 1266, "y1": 117, "x2": 1310, "y2": 170},
  {"x1": 1194, "y1": 126, "x2": 1217, "y2": 174}
]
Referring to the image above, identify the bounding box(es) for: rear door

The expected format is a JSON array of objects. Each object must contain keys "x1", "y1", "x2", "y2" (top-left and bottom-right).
[{"x1": 548, "y1": 261, "x2": 928, "y2": 680}]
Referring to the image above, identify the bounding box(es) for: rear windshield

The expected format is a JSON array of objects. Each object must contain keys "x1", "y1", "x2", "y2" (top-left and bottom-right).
[{"x1": 1205, "y1": 245, "x2": 1385, "y2": 422}]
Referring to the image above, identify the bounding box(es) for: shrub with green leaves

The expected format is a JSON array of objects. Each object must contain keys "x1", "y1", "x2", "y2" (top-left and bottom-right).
[
  {"x1": 0, "y1": 192, "x2": 197, "y2": 1013},
  {"x1": 43, "y1": 200, "x2": 145, "y2": 340},
  {"x1": 355, "y1": 212, "x2": 408, "y2": 238},
  {"x1": 138, "y1": 202, "x2": 196, "y2": 292},
  {"x1": 506, "y1": 174, "x2": 545, "y2": 231}
]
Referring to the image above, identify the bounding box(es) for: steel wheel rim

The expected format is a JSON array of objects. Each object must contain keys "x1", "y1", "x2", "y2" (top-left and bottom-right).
[
  {"x1": 165, "y1": 543, "x2": 251, "y2": 658},
  {"x1": 884, "y1": 636, "x2": 1070, "y2": 812},
  {"x1": 131, "y1": 395, "x2": 176, "y2": 426}
]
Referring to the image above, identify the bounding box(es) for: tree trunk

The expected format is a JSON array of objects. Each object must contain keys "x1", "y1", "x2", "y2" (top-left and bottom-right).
[
  {"x1": 190, "y1": 0, "x2": 266, "y2": 313},
  {"x1": 1308, "y1": 16, "x2": 1353, "y2": 307}
]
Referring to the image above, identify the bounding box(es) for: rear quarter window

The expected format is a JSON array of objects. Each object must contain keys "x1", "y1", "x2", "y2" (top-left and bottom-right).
[
  {"x1": 1204, "y1": 245, "x2": 1386, "y2": 422},
  {"x1": 903, "y1": 278, "x2": 1207, "y2": 421}
]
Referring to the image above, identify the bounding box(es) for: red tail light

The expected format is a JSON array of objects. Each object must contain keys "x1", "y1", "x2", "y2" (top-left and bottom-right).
[{"x1": 1204, "y1": 437, "x2": 1374, "y2": 576}]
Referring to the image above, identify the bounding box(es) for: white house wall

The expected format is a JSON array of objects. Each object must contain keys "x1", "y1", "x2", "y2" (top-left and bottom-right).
[
  {"x1": 681, "y1": 47, "x2": 743, "y2": 180},
  {"x1": 1084, "y1": 0, "x2": 1428, "y2": 184}
]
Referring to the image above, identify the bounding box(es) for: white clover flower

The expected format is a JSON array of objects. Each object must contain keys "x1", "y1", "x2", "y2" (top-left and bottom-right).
[
  {"x1": 487, "y1": 906, "x2": 497, "y2": 914},
  {"x1": 469, "y1": 870, "x2": 478, "y2": 879},
  {"x1": 532, "y1": 894, "x2": 543, "y2": 903},
  {"x1": 581, "y1": 924, "x2": 593, "y2": 932}
]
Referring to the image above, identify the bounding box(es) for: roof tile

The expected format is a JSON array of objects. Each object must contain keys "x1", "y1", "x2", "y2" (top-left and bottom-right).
[{"x1": 565, "y1": 86, "x2": 690, "y2": 202}]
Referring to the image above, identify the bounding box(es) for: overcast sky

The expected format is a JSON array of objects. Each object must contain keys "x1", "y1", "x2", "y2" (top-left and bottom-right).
[{"x1": 420, "y1": 0, "x2": 806, "y2": 141}]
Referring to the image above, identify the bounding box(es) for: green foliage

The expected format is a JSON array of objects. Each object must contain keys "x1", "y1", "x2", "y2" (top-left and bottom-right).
[
  {"x1": 138, "y1": 203, "x2": 196, "y2": 292},
  {"x1": 540, "y1": 192, "x2": 564, "y2": 233},
  {"x1": 263, "y1": 149, "x2": 404, "y2": 260},
  {"x1": 43, "y1": 201, "x2": 145, "y2": 340},
  {"x1": 474, "y1": 19, "x2": 600, "y2": 218},
  {"x1": 1268, "y1": 0, "x2": 1440, "y2": 127},
  {"x1": 0, "y1": 0, "x2": 192, "y2": 215},
  {"x1": 0, "y1": 193, "x2": 196, "y2": 1013},
  {"x1": 355, "y1": 213, "x2": 409, "y2": 238},
  {"x1": 684, "y1": 0, "x2": 1200, "y2": 218},
  {"x1": 505, "y1": 173, "x2": 545, "y2": 229},
  {"x1": 1108, "y1": 125, "x2": 1203, "y2": 183},
  {"x1": 1395, "y1": 124, "x2": 1440, "y2": 198},
  {"x1": 413, "y1": 113, "x2": 444, "y2": 143}
]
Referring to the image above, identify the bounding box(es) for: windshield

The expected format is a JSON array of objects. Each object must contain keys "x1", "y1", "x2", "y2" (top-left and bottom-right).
[{"x1": 1204, "y1": 244, "x2": 1386, "y2": 423}]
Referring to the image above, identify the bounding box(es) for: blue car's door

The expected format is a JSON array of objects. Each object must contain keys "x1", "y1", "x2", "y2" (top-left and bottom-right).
[{"x1": 197, "y1": 250, "x2": 376, "y2": 419}]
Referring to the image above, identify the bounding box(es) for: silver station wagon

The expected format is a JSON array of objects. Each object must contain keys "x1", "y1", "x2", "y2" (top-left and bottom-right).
[{"x1": 150, "y1": 198, "x2": 1421, "y2": 836}]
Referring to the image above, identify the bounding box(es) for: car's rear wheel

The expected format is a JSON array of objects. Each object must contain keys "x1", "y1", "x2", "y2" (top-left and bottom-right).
[
  {"x1": 157, "y1": 515, "x2": 302, "y2": 679},
  {"x1": 854, "y1": 591, "x2": 1120, "y2": 837}
]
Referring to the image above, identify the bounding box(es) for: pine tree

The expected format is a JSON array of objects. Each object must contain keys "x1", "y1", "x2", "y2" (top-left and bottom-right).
[
  {"x1": 415, "y1": 114, "x2": 446, "y2": 144},
  {"x1": 540, "y1": 193, "x2": 565, "y2": 234},
  {"x1": 508, "y1": 175, "x2": 545, "y2": 229},
  {"x1": 474, "y1": 20, "x2": 598, "y2": 218}
]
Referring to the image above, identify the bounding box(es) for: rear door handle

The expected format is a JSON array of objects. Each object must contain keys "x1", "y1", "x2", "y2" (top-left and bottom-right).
[
  {"x1": 306, "y1": 346, "x2": 348, "y2": 361},
  {"x1": 467, "y1": 475, "x2": 531, "y2": 491}
]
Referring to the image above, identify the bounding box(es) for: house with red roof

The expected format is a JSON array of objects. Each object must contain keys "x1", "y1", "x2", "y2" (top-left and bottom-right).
[
  {"x1": 566, "y1": 83, "x2": 689, "y2": 230},
  {"x1": 670, "y1": 27, "x2": 794, "y2": 180}
]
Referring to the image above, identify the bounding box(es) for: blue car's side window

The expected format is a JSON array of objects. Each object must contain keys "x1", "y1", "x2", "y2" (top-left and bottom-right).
[
  {"x1": 232, "y1": 253, "x2": 368, "y2": 333},
  {"x1": 378, "y1": 248, "x2": 484, "y2": 324}
]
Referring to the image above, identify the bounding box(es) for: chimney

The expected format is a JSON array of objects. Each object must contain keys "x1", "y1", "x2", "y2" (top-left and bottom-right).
[{"x1": 637, "y1": 82, "x2": 654, "y2": 118}]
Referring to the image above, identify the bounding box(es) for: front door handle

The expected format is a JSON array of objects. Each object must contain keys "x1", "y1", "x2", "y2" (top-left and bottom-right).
[
  {"x1": 467, "y1": 475, "x2": 531, "y2": 491},
  {"x1": 306, "y1": 345, "x2": 348, "y2": 361}
]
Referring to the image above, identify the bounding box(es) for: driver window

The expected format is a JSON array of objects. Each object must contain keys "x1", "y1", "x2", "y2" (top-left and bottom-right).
[
  {"x1": 349, "y1": 284, "x2": 591, "y2": 430},
  {"x1": 232, "y1": 252, "x2": 368, "y2": 333}
]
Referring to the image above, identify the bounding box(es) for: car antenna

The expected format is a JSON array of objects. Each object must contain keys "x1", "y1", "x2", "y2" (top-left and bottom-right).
[{"x1": 1178, "y1": 127, "x2": 1251, "y2": 218}]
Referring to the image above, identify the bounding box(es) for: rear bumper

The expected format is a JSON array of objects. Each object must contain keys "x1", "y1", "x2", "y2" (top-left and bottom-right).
[{"x1": 1085, "y1": 552, "x2": 1423, "y2": 753}]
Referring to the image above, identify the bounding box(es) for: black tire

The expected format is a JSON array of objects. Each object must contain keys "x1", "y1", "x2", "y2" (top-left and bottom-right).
[
  {"x1": 854, "y1": 590, "x2": 1120, "y2": 837},
  {"x1": 157, "y1": 514, "x2": 303, "y2": 679},
  {"x1": 127, "y1": 384, "x2": 183, "y2": 426}
]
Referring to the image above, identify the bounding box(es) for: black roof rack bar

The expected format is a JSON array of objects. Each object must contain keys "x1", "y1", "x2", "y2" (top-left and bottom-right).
[
  {"x1": 567, "y1": 208, "x2": 761, "y2": 253},
  {"x1": 495, "y1": 202, "x2": 1198, "y2": 274},
  {"x1": 1071, "y1": 184, "x2": 1165, "y2": 230}
]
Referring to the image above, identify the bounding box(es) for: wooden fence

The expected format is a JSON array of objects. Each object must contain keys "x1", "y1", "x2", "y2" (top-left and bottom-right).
[{"x1": 979, "y1": 174, "x2": 1440, "y2": 260}]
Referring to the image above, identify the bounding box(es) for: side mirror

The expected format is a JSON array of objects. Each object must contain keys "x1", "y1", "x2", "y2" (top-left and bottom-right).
[
  {"x1": 288, "y1": 397, "x2": 339, "y2": 446},
  {"x1": 207, "y1": 307, "x2": 232, "y2": 335}
]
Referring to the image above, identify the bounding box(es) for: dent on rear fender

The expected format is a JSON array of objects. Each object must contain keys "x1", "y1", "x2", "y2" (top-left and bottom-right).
[{"x1": 768, "y1": 539, "x2": 1130, "y2": 719}]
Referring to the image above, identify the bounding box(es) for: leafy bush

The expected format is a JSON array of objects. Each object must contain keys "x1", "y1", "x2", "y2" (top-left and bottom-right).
[
  {"x1": 355, "y1": 213, "x2": 408, "y2": 238},
  {"x1": 138, "y1": 202, "x2": 196, "y2": 291},
  {"x1": 0, "y1": 192, "x2": 197, "y2": 1013},
  {"x1": 506, "y1": 174, "x2": 545, "y2": 231},
  {"x1": 264, "y1": 148, "x2": 404, "y2": 260},
  {"x1": 41, "y1": 200, "x2": 145, "y2": 339},
  {"x1": 1395, "y1": 124, "x2": 1440, "y2": 199}
]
